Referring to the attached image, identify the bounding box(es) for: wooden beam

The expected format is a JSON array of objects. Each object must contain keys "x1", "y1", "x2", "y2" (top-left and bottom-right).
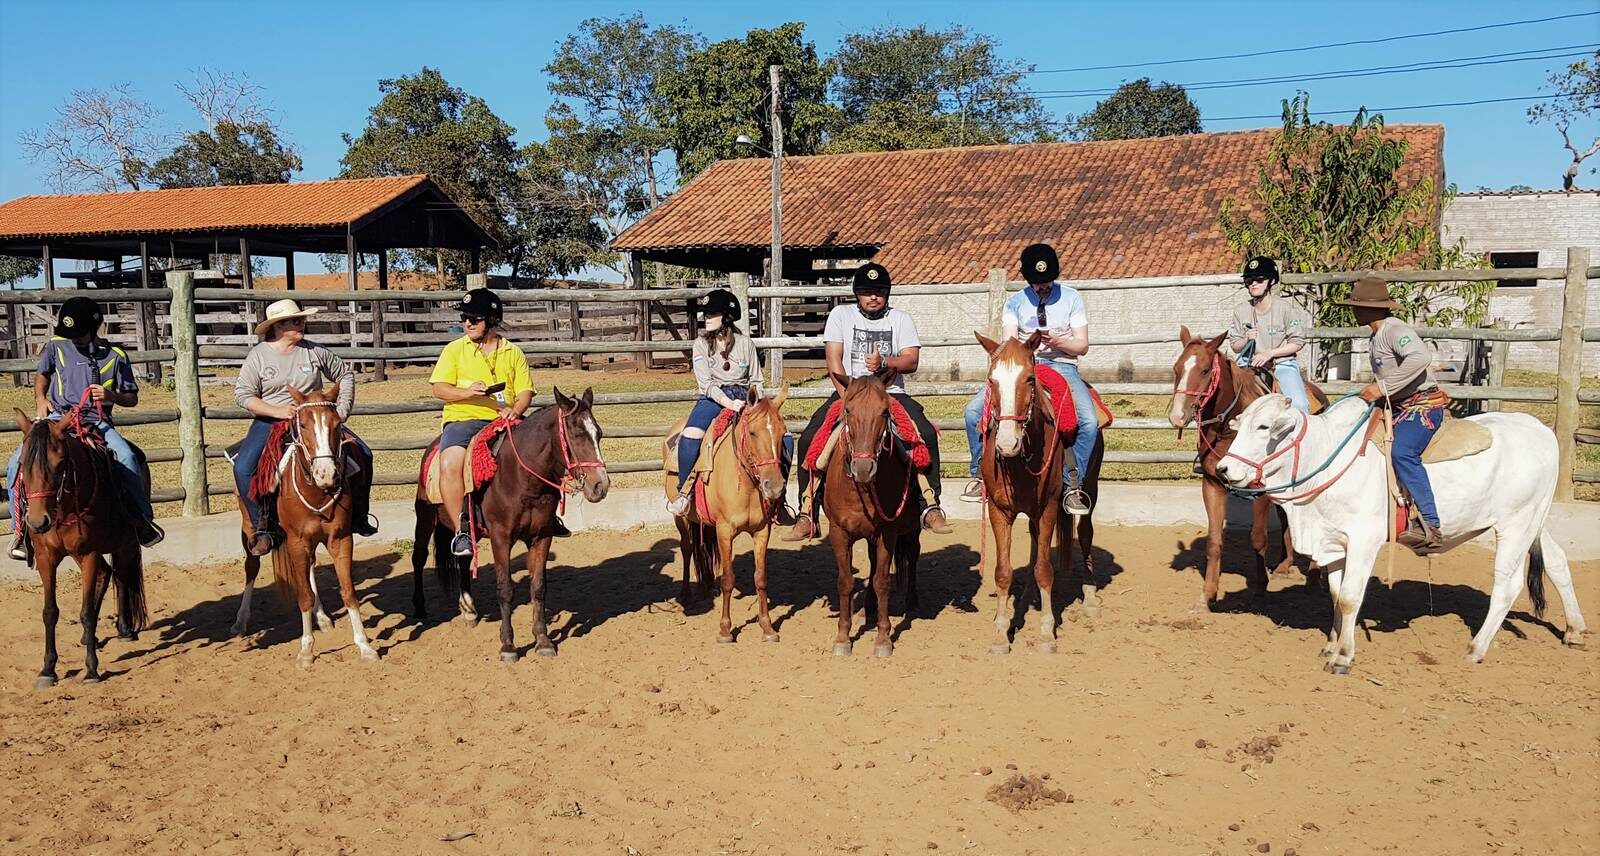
[
  {"x1": 1554, "y1": 247, "x2": 1589, "y2": 501},
  {"x1": 42, "y1": 245, "x2": 54, "y2": 290},
  {"x1": 346, "y1": 231, "x2": 358, "y2": 292},
  {"x1": 284, "y1": 253, "x2": 296, "y2": 291},
  {"x1": 138, "y1": 241, "x2": 160, "y2": 383},
  {"x1": 470, "y1": 247, "x2": 481, "y2": 274},
  {"x1": 373, "y1": 251, "x2": 388, "y2": 381}
]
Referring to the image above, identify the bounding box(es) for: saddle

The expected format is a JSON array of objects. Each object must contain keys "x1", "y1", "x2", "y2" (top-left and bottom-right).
[
  {"x1": 419, "y1": 417, "x2": 517, "y2": 505},
  {"x1": 1371, "y1": 414, "x2": 1493, "y2": 465},
  {"x1": 804, "y1": 398, "x2": 931, "y2": 472},
  {"x1": 663, "y1": 409, "x2": 739, "y2": 477},
  {"x1": 977, "y1": 366, "x2": 1114, "y2": 439}
]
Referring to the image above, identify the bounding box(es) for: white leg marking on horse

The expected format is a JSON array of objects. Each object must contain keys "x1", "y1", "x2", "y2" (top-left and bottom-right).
[
  {"x1": 297, "y1": 611, "x2": 315, "y2": 667},
  {"x1": 308, "y1": 567, "x2": 334, "y2": 631},
  {"x1": 347, "y1": 601, "x2": 378, "y2": 661},
  {"x1": 232, "y1": 580, "x2": 254, "y2": 636}
]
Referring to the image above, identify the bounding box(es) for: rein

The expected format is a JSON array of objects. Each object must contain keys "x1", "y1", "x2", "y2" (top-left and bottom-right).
[
  {"x1": 1223, "y1": 397, "x2": 1378, "y2": 500},
  {"x1": 22, "y1": 389, "x2": 111, "y2": 530},
  {"x1": 842, "y1": 419, "x2": 914, "y2": 523},
  {"x1": 504, "y1": 406, "x2": 608, "y2": 515},
  {"x1": 732, "y1": 405, "x2": 783, "y2": 507}
]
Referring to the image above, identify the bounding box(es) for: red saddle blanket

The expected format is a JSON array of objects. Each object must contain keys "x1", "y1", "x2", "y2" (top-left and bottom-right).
[
  {"x1": 419, "y1": 415, "x2": 520, "y2": 495},
  {"x1": 249, "y1": 422, "x2": 371, "y2": 503},
  {"x1": 803, "y1": 397, "x2": 932, "y2": 471},
  {"x1": 978, "y1": 364, "x2": 1114, "y2": 438}
]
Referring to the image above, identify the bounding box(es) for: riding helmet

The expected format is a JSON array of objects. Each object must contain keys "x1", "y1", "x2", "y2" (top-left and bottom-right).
[
  {"x1": 54, "y1": 296, "x2": 104, "y2": 338},
  {"x1": 700, "y1": 288, "x2": 741, "y2": 321},
  {"x1": 454, "y1": 288, "x2": 503, "y2": 322},
  {"x1": 1021, "y1": 243, "x2": 1059, "y2": 285},
  {"x1": 1242, "y1": 256, "x2": 1280, "y2": 284},
  {"x1": 853, "y1": 263, "x2": 892, "y2": 293}
]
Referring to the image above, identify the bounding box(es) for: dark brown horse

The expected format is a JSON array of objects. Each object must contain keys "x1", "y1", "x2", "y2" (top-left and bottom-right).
[
  {"x1": 816, "y1": 376, "x2": 921, "y2": 657},
  {"x1": 1168, "y1": 327, "x2": 1326, "y2": 610},
  {"x1": 11, "y1": 409, "x2": 148, "y2": 688},
  {"x1": 662, "y1": 387, "x2": 791, "y2": 642},
  {"x1": 974, "y1": 332, "x2": 1105, "y2": 654},
  {"x1": 411, "y1": 387, "x2": 610, "y2": 660},
  {"x1": 231, "y1": 385, "x2": 376, "y2": 667}
]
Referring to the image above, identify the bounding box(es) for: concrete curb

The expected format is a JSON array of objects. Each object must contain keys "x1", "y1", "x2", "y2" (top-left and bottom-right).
[{"x1": 4, "y1": 485, "x2": 1595, "y2": 582}]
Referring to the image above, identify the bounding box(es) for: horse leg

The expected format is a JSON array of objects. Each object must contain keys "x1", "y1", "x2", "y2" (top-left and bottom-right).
[
  {"x1": 1198, "y1": 477, "x2": 1228, "y2": 612},
  {"x1": 77, "y1": 554, "x2": 104, "y2": 683},
  {"x1": 697, "y1": 524, "x2": 716, "y2": 598},
  {"x1": 1537, "y1": 529, "x2": 1587, "y2": 649},
  {"x1": 1034, "y1": 513, "x2": 1057, "y2": 654},
  {"x1": 675, "y1": 516, "x2": 694, "y2": 605},
  {"x1": 1246, "y1": 497, "x2": 1271, "y2": 600},
  {"x1": 527, "y1": 536, "x2": 557, "y2": 657},
  {"x1": 36, "y1": 549, "x2": 61, "y2": 689},
  {"x1": 306, "y1": 557, "x2": 334, "y2": 633},
  {"x1": 1466, "y1": 524, "x2": 1539, "y2": 664},
  {"x1": 1272, "y1": 504, "x2": 1298, "y2": 577},
  {"x1": 491, "y1": 536, "x2": 518, "y2": 662},
  {"x1": 1074, "y1": 504, "x2": 1101, "y2": 618},
  {"x1": 410, "y1": 502, "x2": 431, "y2": 620},
  {"x1": 830, "y1": 528, "x2": 855, "y2": 656},
  {"x1": 233, "y1": 552, "x2": 261, "y2": 637},
  {"x1": 1328, "y1": 544, "x2": 1378, "y2": 675},
  {"x1": 331, "y1": 534, "x2": 377, "y2": 662},
  {"x1": 752, "y1": 524, "x2": 779, "y2": 642},
  {"x1": 449, "y1": 529, "x2": 477, "y2": 623},
  {"x1": 283, "y1": 544, "x2": 317, "y2": 669},
  {"x1": 988, "y1": 505, "x2": 1015, "y2": 654},
  {"x1": 871, "y1": 535, "x2": 894, "y2": 657},
  {"x1": 715, "y1": 524, "x2": 737, "y2": 643}
]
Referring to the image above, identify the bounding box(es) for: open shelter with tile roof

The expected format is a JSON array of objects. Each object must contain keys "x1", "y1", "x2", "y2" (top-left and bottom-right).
[{"x1": 612, "y1": 127, "x2": 1445, "y2": 284}]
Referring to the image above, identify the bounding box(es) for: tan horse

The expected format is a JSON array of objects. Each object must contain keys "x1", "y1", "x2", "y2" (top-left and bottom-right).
[
  {"x1": 661, "y1": 387, "x2": 790, "y2": 642},
  {"x1": 231, "y1": 385, "x2": 377, "y2": 667},
  {"x1": 973, "y1": 331, "x2": 1104, "y2": 655}
]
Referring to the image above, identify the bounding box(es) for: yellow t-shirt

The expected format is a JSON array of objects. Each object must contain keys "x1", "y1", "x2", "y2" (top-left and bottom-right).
[{"x1": 429, "y1": 335, "x2": 533, "y2": 424}]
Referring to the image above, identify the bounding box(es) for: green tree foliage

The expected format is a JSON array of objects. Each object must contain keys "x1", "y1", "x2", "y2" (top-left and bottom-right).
[
  {"x1": 1527, "y1": 51, "x2": 1599, "y2": 190},
  {"x1": 515, "y1": 139, "x2": 607, "y2": 281},
  {"x1": 147, "y1": 120, "x2": 302, "y2": 188},
  {"x1": 1219, "y1": 93, "x2": 1487, "y2": 331},
  {"x1": 0, "y1": 255, "x2": 41, "y2": 288},
  {"x1": 655, "y1": 22, "x2": 839, "y2": 180},
  {"x1": 826, "y1": 25, "x2": 1053, "y2": 152},
  {"x1": 1072, "y1": 78, "x2": 1201, "y2": 141}
]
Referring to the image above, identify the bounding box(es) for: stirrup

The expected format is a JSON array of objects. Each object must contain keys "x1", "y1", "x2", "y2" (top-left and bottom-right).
[
  {"x1": 247, "y1": 530, "x2": 278, "y2": 557},
  {"x1": 450, "y1": 530, "x2": 476, "y2": 557},
  {"x1": 1062, "y1": 488, "x2": 1092, "y2": 516}
]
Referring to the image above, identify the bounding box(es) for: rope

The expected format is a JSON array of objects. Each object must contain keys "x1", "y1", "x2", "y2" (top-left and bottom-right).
[{"x1": 1224, "y1": 397, "x2": 1377, "y2": 499}]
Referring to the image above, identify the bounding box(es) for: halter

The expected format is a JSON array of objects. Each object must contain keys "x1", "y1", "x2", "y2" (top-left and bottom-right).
[
  {"x1": 284, "y1": 400, "x2": 345, "y2": 518},
  {"x1": 21, "y1": 388, "x2": 110, "y2": 530},
  {"x1": 732, "y1": 403, "x2": 784, "y2": 492},
  {"x1": 841, "y1": 415, "x2": 914, "y2": 522},
  {"x1": 984, "y1": 369, "x2": 1058, "y2": 480},
  {"x1": 504, "y1": 403, "x2": 609, "y2": 513},
  {"x1": 1222, "y1": 398, "x2": 1379, "y2": 501}
]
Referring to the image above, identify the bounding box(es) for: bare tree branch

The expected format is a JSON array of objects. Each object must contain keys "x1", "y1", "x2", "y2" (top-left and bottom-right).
[
  {"x1": 175, "y1": 67, "x2": 270, "y2": 128},
  {"x1": 17, "y1": 84, "x2": 163, "y2": 192}
]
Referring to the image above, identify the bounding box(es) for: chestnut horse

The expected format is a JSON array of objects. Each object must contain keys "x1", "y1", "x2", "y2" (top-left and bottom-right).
[
  {"x1": 816, "y1": 376, "x2": 922, "y2": 657},
  {"x1": 661, "y1": 386, "x2": 790, "y2": 642},
  {"x1": 411, "y1": 387, "x2": 610, "y2": 660},
  {"x1": 11, "y1": 409, "x2": 148, "y2": 688},
  {"x1": 1168, "y1": 327, "x2": 1326, "y2": 610},
  {"x1": 974, "y1": 331, "x2": 1104, "y2": 655},
  {"x1": 231, "y1": 385, "x2": 377, "y2": 667}
]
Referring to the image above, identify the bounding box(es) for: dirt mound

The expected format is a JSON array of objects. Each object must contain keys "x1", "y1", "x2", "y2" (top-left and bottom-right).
[{"x1": 985, "y1": 773, "x2": 1073, "y2": 812}]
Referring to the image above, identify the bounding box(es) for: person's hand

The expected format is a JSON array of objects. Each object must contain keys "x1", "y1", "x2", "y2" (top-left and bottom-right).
[
  {"x1": 864, "y1": 344, "x2": 883, "y2": 373},
  {"x1": 276, "y1": 404, "x2": 296, "y2": 420},
  {"x1": 467, "y1": 380, "x2": 488, "y2": 395},
  {"x1": 87, "y1": 385, "x2": 106, "y2": 402},
  {"x1": 1238, "y1": 354, "x2": 1253, "y2": 368},
  {"x1": 725, "y1": 399, "x2": 746, "y2": 413},
  {"x1": 1358, "y1": 382, "x2": 1384, "y2": 403},
  {"x1": 1045, "y1": 331, "x2": 1073, "y2": 352}
]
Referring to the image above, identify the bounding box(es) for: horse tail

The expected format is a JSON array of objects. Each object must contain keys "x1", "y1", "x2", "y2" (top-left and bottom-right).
[
  {"x1": 113, "y1": 546, "x2": 148, "y2": 632},
  {"x1": 1527, "y1": 535, "x2": 1548, "y2": 619}
]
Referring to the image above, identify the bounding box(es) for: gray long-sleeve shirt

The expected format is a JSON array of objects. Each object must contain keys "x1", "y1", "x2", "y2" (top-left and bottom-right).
[
  {"x1": 692, "y1": 333, "x2": 760, "y2": 406},
  {"x1": 234, "y1": 340, "x2": 355, "y2": 419},
  {"x1": 1370, "y1": 319, "x2": 1438, "y2": 402}
]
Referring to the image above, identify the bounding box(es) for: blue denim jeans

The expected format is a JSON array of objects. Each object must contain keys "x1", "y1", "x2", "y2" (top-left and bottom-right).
[
  {"x1": 964, "y1": 359, "x2": 1098, "y2": 483},
  {"x1": 1272, "y1": 359, "x2": 1311, "y2": 413},
  {"x1": 1392, "y1": 405, "x2": 1444, "y2": 528},
  {"x1": 677, "y1": 388, "x2": 793, "y2": 491},
  {"x1": 7, "y1": 414, "x2": 152, "y2": 524},
  {"x1": 233, "y1": 417, "x2": 372, "y2": 531}
]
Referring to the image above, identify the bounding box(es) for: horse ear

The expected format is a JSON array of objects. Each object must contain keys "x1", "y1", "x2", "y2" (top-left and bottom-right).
[
  {"x1": 581, "y1": 387, "x2": 594, "y2": 408},
  {"x1": 552, "y1": 386, "x2": 572, "y2": 411},
  {"x1": 13, "y1": 408, "x2": 31, "y2": 433},
  {"x1": 1179, "y1": 325, "x2": 1192, "y2": 345},
  {"x1": 288, "y1": 386, "x2": 307, "y2": 405},
  {"x1": 1227, "y1": 415, "x2": 1241, "y2": 432},
  {"x1": 975, "y1": 332, "x2": 1000, "y2": 355},
  {"x1": 1205, "y1": 331, "x2": 1227, "y2": 352},
  {"x1": 1023, "y1": 329, "x2": 1043, "y2": 351},
  {"x1": 773, "y1": 384, "x2": 789, "y2": 409}
]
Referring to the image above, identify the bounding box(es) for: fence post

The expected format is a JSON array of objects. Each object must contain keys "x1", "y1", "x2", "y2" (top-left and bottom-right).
[
  {"x1": 1483, "y1": 320, "x2": 1507, "y2": 414},
  {"x1": 730, "y1": 271, "x2": 751, "y2": 332},
  {"x1": 1554, "y1": 247, "x2": 1589, "y2": 502},
  {"x1": 986, "y1": 268, "x2": 1006, "y2": 337},
  {"x1": 767, "y1": 290, "x2": 785, "y2": 388},
  {"x1": 167, "y1": 271, "x2": 210, "y2": 517}
]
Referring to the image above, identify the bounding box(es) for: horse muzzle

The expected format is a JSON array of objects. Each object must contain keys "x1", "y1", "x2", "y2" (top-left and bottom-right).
[
  {"x1": 24, "y1": 512, "x2": 52, "y2": 535},
  {"x1": 848, "y1": 459, "x2": 878, "y2": 484},
  {"x1": 580, "y1": 468, "x2": 611, "y2": 502}
]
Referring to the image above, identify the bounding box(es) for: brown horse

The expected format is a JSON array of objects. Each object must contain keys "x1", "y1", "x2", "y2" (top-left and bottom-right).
[
  {"x1": 411, "y1": 387, "x2": 610, "y2": 660},
  {"x1": 974, "y1": 332, "x2": 1105, "y2": 654},
  {"x1": 1168, "y1": 327, "x2": 1326, "y2": 610},
  {"x1": 230, "y1": 385, "x2": 376, "y2": 667},
  {"x1": 661, "y1": 387, "x2": 791, "y2": 642},
  {"x1": 11, "y1": 409, "x2": 149, "y2": 688},
  {"x1": 816, "y1": 375, "x2": 922, "y2": 657}
]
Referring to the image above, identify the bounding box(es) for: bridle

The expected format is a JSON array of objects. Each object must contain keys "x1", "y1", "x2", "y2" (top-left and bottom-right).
[
  {"x1": 841, "y1": 404, "x2": 913, "y2": 522},
  {"x1": 285, "y1": 400, "x2": 346, "y2": 518},
  {"x1": 985, "y1": 365, "x2": 1057, "y2": 480},
  {"x1": 732, "y1": 402, "x2": 784, "y2": 493},
  {"x1": 505, "y1": 403, "x2": 609, "y2": 507},
  {"x1": 1221, "y1": 398, "x2": 1379, "y2": 501},
  {"x1": 21, "y1": 390, "x2": 110, "y2": 532}
]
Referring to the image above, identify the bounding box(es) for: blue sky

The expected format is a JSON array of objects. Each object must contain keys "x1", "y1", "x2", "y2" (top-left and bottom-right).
[{"x1": 1, "y1": 0, "x2": 1596, "y2": 260}]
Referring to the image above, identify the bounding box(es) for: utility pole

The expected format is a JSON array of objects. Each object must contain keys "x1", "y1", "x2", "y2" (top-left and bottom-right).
[{"x1": 768, "y1": 63, "x2": 784, "y2": 385}]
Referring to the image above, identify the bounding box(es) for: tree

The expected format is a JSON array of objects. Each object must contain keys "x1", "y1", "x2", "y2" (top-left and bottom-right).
[
  {"x1": 339, "y1": 68, "x2": 524, "y2": 278},
  {"x1": 1528, "y1": 51, "x2": 1599, "y2": 190},
  {"x1": 655, "y1": 22, "x2": 839, "y2": 180},
  {"x1": 513, "y1": 140, "x2": 608, "y2": 281},
  {"x1": 0, "y1": 255, "x2": 41, "y2": 289},
  {"x1": 541, "y1": 14, "x2": 701, "y2": 273},
  {"x1": 1219, "y1": 93, "x2": 1487, "y2": 332},
  {"x1": 827, "y1": 25, "x2": 1054, "y2": 152},
  {"x1": 1072, "y1": 78, "x2": 1201, "y2": 142},
  {"x1": 17, "y1": 84, "x2": 163, "y2": 192},
  {"x1": 147, "y1": 120, "x2": 302, "y2": 188}
]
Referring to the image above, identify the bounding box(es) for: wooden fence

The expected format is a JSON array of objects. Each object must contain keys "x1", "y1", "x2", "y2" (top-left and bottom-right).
[{"x1": 1, "y1": 248, "x2": 1595, "y2": 521}]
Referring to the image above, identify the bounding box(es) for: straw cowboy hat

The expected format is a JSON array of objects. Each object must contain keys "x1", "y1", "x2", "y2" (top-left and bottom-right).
[
  {"x1": 255, "y1": 299, "x2": 321, "y2": 338},
  {"x1": 1336, "y1": 276, "x2": 1401, "y2": 310}
]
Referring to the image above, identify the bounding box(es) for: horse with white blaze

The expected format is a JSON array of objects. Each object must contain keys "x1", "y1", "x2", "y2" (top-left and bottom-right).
[{"x1": 1215, "y1": 393, "x2": 1586, "y2": 674}]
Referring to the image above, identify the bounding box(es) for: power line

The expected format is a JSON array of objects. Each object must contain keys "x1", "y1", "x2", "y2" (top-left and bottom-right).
[
  {"x1": 1027, "y1": 45, "x2": 1599, "y2": 98},
  {"x1": 1024, "y1": 10, "x2": 1600, "y2": 75},
  {"x1": 1201, "y1": 93, "x2": 1571, "y2": 123}
]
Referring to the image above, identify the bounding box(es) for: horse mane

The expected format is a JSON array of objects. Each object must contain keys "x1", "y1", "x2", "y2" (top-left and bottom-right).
[{"x1": 20, "y1": 419, "x2": 53, "y2": 476}]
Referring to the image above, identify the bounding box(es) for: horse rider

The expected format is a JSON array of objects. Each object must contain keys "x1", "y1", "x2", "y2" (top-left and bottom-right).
[
  {"x1": 785, "y1": 262, "x2": 953, "y2": 541},
  {"x1": 1344, "y1": 276, "x2": 1447, "y2": 553},
  {"x1": 234, "y1": 299, "x2": 377, "y2": 557},
  {"x1": 7, "y1": 297, "x2": 164, "y2": 561},
  {"x1": 959, "y1": 243, "x2": 1097, "y2": 515},
  {"x1": 668, "y1": 288, "x2": 793, "y2": 516},
  {"x1": 1229, "y1": 256, "x2": 1312, "y2": 413},
  {"x1": 429, "y1": 288, "x2": 568, "y2": 557}
]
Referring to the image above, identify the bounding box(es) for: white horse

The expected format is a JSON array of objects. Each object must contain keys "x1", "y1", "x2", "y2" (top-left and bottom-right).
[{"x1": 1216, "y1": 394, "x2": 1586, "y2": 674}]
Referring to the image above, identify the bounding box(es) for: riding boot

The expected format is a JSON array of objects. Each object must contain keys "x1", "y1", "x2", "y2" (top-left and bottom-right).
[
  {"x1": 135, "y1": 517, "x2": 166, "y2": 548},
  {"x1": 248, "y1": 499, "x2": 281, "y2": 557},
  {"x1": 1192, "y1": 451, "x2": 1206, "y2": 477},
  {"x1": 918, "y1": 475, "x2": 952, "y2": 534},
  {"x1": 450, "y1": 506, "x2": 476, "y2": 557},
  {"x1": 1397, "y1": 519, "x2": 1445, "y2": 554},
  {"x1": 783, "y1": 485, "x2": 817, "y2": 541},
  {"x1": 552, "y1": 516, "x2": 572, "y2": 538},
  {"x1": 1062, "y1": 465, "x2": 1092, "y2": 516},
  {"x1": 351, "y1": 478, "x2": 378, "y2": 536}
]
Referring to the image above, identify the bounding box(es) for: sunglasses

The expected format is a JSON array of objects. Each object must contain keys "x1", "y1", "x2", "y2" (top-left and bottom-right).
[{"x1": 460, "y1": 315, "x2": 488, "y2": 325}]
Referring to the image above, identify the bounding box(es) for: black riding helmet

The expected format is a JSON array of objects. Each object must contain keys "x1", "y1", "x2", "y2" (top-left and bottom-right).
[
  {"x1": 54, "y1": 296, "x2": 104, "y2": 338},
  {"x1": 700, "y1": 288, "x2": 740, "y2": 322},
  {"x1": 454, "y1": 288, "x2": 503, "y2": 323},
  {"x1": 1021, "y1": 243, "x2": 1059, "y2": 285},
  {"x1": 853, "y1": 263, "x2": 891, "y2": 292},
  {"x1": 1242, "y1": 256, "x2": 1280, "y2": 284}
]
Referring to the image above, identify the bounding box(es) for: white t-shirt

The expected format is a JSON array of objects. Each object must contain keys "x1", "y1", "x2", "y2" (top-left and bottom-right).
[
  {"x1": 822, "y1": 305, "x2": 921, "y2": 394},
  {"x1": 1002, "y1": 283, "x2": 1089, "y2": 363}
]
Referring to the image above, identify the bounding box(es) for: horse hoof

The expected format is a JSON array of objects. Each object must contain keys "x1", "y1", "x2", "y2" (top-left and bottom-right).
[
  {"x1": 763, "y1": 632, "x2": 781, "y2": 643},
  {"x1": 1327, "y1": 662, "x2": 1350, "y2": 676},
  {"x1": 717, "y1": 635, "x2": 736, "y2": 644},
  {"x1": 1037, "y1": 641, "x2": 1057, "y2": 655},
  {"x1": 118, "y1": 631, "x2": 137, "y2": 642},
  {"x1": 35, "y1": 675, "x2": 56, "y2": 690},
  {"x1": 81, "y1": 674, "x2": 101, "y2": 685},
  {"x1": 500, "y1": 651, "x2": 520, "y2": 663},
  {"x1": 359, "y1": 648, "x2": 379, "y2": 662},
  {"x1": 296, "y1": 655, "x2": 314, "y2": 670},
  {"x1": 1564, "y1": 637, "x2": 1586, "y2": 650},
  {"x1": 1082, "y1": 602, "x2": 1102, "y2": 619},
  {"x1": 534, "y1": 646, "x2": 557, "y2": 658},
  {"x1": 230, "y1": 623, "x2": 247, "y2": 638},
  {"x1": 988, "y1": 643, "x2": 1010, "y2": 655},
  {"x1": 832, "y1": 642, "x2": 853, "y2": 657},
  {"x1": 872, "y1": 644, "x2": 893, "y2": 658}
]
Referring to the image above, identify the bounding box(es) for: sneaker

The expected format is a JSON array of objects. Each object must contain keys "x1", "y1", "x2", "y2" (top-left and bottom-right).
[
  {"x1": 136, "y1": 519, "x2": 165, "y2": 549},
  {"x1": 668, "y1": 493, "x2": 691, "y2": 517},
  {"x1": 922, "y1": 506, "x2": 953, "y2": 534},
  {"x1": 959, "y1": 479, "x2": 984, "y2": 503},
  {"x1": 1062, "y1": 469, "x2": 1091, "y2": 517},
  {"x1": 450, "y1": 530, "x2": 475, "y2": 557},
  {"x1": 9, "y1": 534, "x2": 28, "y2": 562},
  {"x1": 783, "y1": 514, "x2": 817, "y2": 542},
  {"x1": 552, "y1": 516, "x2": 572, "y2": 538}
]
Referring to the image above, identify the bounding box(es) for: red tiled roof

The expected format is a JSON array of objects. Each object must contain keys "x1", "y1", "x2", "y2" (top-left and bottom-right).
[
  {"x1": 613, "y1": 127, "x2": 1446, "y2": 283},
  {"x1": 0, "y1": 175, "x2": 434, "y2": 240}
]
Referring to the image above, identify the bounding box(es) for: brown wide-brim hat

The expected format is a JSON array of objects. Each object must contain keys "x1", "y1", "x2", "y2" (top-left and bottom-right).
[{"x1": 1336, "y1": 276, "x2": 1401, "y2": 310}]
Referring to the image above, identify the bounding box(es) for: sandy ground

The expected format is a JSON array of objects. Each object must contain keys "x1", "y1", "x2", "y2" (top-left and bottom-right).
[{"x1": 0, "y1": 520, "x2": 1595, "y2": 855}]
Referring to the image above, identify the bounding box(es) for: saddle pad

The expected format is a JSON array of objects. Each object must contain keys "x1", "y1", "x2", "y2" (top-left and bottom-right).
[
  {"x1": 1421, "y1": 417, "x2": 1492, "y2": 464},
  {"x1": 663, "y1": 409, "x2": 739, "y2": 476},
  {"x1": 980, "y1": 367, "x2": 1113, "y2": 438},
  {"x1": 420, "y1": 418, "x2": 515, "y2": 505},
  {"x1": 804, "y1": 398, "x2": 931, "y2": 471}
]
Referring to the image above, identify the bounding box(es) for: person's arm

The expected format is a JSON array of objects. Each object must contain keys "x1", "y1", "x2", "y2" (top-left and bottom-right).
[
  {"x1": 881, "y1": 345, "x2": 921, "y2": 375},
  {"x1": 1000, "y1": 295, "x2": 1022, "y2": 340},
  {"x1": 825, "y1": 342, "x2": 849, "y2": 397},
  {"x1": 429, "y1": 346, "x2": 488, "y2": 403},
  {"x1": 236, "y1": 349, "x2": 293, "y2": 420},
  {"x1": 1227, "y1": 309, "x2": 1250, "y2": 354},
  {"x1": 1044, "y1": 294, "x2": 1089, "y2": 357},
  {"x1": 31, "y1": 373, "x2": 49, "y2": 418},
  {"x1": 101, "y1": 349, "x2": 138, "y2": 408},
  {"x1": 500, "y1": 347, "x2": 534, "y2": 418},
  {"x1": 320, "y1": 347, "x2": 356, "y2": 420},
  {"x1": 691, "y1": 338, "x2": 725, "y2": 404}
]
